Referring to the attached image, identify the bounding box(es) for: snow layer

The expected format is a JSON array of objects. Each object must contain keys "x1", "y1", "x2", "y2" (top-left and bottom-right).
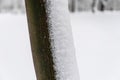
[
  {"x1": 46, "y1": 0, "x2": 80, "y2": 80},
  {"x1": 71, "y1": 12, "x2": 120, "y2": 80},
  {"x1": 0, "y1": 14, "x2": 36, "y2": 80},
  {"x1": 1, "y1": 10, "x2": 120, "y2": 80}
]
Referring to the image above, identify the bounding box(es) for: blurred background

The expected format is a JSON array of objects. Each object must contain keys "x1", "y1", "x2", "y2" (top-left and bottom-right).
[
  {"x1": 0, "y1": 0, "x2": 120, "y2": 13},
  {"x1": 69, "y1": 0, "x2": 120, "y2": 12},
  {"x1": 0, "y1": 0, "x2": 25, "y2": 13}
]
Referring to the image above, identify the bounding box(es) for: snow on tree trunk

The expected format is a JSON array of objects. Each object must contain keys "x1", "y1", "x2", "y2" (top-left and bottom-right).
[
  {"x1": 25, "y1": 0, "x2": 79, "y2": 80},
  {"x1": 46, "y1": 0, "x2": 79, "y2": 80}
]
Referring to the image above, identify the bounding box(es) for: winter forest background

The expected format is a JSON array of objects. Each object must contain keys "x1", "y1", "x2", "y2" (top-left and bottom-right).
[
  {"x1": 69, "y1": 0, "x2": 120, "y2": 12},
  {"x1": 0, "y1": 0, "x2": 120, "y2": 13},
  {"x1": 0, "y1": 0, "x2": 25, "y2": 13}
]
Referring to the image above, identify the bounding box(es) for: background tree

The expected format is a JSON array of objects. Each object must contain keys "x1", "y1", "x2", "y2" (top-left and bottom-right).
[{"x1": 69, "y1": 0, "x2": 76, "y2": 12}]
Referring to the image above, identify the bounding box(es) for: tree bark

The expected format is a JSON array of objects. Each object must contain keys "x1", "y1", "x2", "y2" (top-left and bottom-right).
[{"x1": 25, "y1": 0, "x2": 56, "y2": 80}]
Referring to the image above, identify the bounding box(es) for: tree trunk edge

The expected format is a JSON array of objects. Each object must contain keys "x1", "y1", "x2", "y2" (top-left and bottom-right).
[{"x1": 25, "y1": 0, "x2": 56, "y2": 80}]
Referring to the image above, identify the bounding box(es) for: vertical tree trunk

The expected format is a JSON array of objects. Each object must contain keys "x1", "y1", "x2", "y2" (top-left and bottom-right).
[
  {"x1": 98, "y1": 0, "x2": 105, "y2": 11},
  {"x1": 25, "y1": 0, "x2": 56, "y2": 80},
  {"x1": 25, "y1": 0, "x2": 79, "y2": 80},
  {"x1": 69, "y1": 0, "x2": 76, "y2": 12}
]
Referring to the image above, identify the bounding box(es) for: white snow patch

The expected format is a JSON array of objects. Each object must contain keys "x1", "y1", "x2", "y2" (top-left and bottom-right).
[
  {"x1": 0, "y1": 13, "x2": 36, "y2": 80},
  {"x1": 71, "y1": 12, "x2": 120, "y2": 80},
  {"x1": 46, "y1": 0, "x2": 80, "y2": 80}
]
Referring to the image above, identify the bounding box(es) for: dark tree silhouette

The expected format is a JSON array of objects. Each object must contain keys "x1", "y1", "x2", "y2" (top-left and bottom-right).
[
  {"x1": 69, "y1": 0, "x2": 76, "y2": 12},
  {"x1": 25, "y1": 0, "x2": 56, "y2": 80},
  {"x1": 98, "y1": 0, "x2": 105, "y2": 11}
]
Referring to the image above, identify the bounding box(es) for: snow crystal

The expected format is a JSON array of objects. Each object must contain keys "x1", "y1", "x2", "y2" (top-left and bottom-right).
[{"x1": 45, "y1": 0, "x2": 80, "y2": 80}]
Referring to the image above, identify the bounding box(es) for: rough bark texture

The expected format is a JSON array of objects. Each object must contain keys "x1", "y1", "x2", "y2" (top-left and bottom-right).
[{"x1": 25, "y1": 0, "x2": 56, "y2": 80}]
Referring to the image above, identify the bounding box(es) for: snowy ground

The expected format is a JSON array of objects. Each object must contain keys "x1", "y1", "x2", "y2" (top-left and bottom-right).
[
  {"x1": 0, "y1": 12, "x2": 120, "y2": 80},
  {"x1": 0, "y1": 14, "x2": 36, "y2": 80},
  {"x1": 71, "y1": 12, "x2": 120, "y2": 80}
]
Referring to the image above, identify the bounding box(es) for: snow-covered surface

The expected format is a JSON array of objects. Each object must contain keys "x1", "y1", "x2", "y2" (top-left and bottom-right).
[
  {"x1": 0, "y1": 14, "x2": 36, "y2": 80},
  {"x1": 0, "y1": 12, "x2": 120, "y2": 80},
  {"x1": 46, "y1": 0, "x2": 79, "y2": 80},
  {"x1": 71, "y1": 12, "x2": 120, "y2": 80}
]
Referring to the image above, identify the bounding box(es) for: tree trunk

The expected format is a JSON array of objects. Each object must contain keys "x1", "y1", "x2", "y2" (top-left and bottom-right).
[
  {"x1": 25, "y1": 0, "x2": 79, "y2": 80},
  {"x1": 25, "y1": 0, "x2": 56, "y2": 80},
  {"x1": 69, "y1": 0, "x2": 76, "y2": 12}
]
